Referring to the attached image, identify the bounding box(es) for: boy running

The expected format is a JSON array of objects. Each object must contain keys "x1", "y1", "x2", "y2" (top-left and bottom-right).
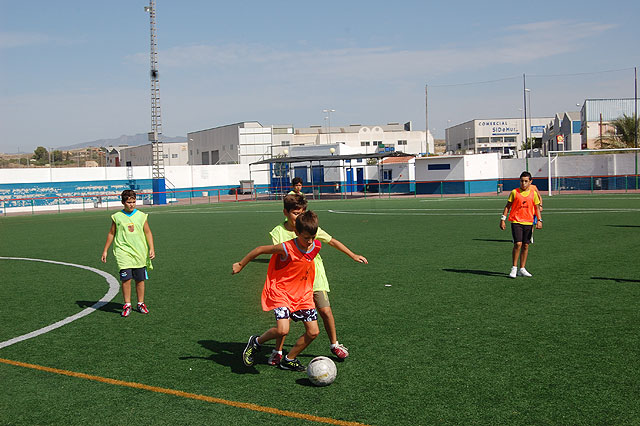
[
  {"x1": 101, "y1": 190, "x2": 155, "y2": 317},
  {"x1": 233, "y1": 210, "x2": 322, "y2": 371},
  {"x1": 499, "y1": 171, "x2": 543, "y2": 278},
  {"x1": 268, "y1": 193, "x2": 367, "y2": 364}
]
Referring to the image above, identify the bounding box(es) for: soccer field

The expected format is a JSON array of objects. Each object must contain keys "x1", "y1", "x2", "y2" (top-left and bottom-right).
[{"x1": 1, "y1": 195, "x2": 639, "y2": 425}]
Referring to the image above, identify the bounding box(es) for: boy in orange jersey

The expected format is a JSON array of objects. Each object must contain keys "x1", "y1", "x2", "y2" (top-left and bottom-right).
[
  {"x1": 267, "y1": 193, "x2": 367, "y2": 365},
  {"x1": 499, "y1": 171, "x2": 543, "y2": 278},
  {"x1": 232, "y1": 210, "x2": 321, "y2": 372}
]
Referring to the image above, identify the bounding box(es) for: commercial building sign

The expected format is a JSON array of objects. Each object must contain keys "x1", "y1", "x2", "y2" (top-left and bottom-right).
[{"x1": 477, "y1": 120, "x2": 519, "y2": 136}]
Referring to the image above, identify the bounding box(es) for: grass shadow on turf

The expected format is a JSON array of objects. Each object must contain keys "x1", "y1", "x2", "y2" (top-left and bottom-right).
[
  {"x1": 591, "y1": 276, "x2": 640, "y2": 283},
  {"x1": 179, "y1": 340, "x2": 260, "y2": 374},
  {"x1": 472, "y1": 238, "x2": 513, "y2": 243},
  {"x1": 76, "y1": 300, "x2": 122, "y2": 314},
  {"x1": 443, "y1": 268, "x2": 507, "y2": 277}
]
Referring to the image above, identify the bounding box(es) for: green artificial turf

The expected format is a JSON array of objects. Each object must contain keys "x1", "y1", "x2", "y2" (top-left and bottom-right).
[{"x1": 0, "y1": 195, "x2": 639, "y2": 425}]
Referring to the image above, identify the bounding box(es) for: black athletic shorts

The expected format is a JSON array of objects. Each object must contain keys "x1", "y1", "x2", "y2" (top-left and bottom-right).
[
  {"x1": 511, "y1": 223, "x2": 533, "y2": 244},
  {"x1": 119, "y1": 267, "x2": 148, "y2": 282}
]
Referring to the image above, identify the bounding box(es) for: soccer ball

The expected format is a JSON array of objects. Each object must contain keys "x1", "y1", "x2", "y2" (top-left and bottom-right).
[{"x1": 306, "y1": 356, "x2": 337, "y2": 387}]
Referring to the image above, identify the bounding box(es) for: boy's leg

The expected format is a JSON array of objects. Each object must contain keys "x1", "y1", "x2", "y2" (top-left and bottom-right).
[
  {"x1": 121, "y1": 279, "x2": 132, "y2": 304},
  {"x1": 519, "y1": 243, "x2": 529, "y2": 268},
  {"x1": 318, "y1": 306, "x2": 349, "y2": 360},
  {"x1": 266, "y1": 321, "x2": 288, "y2": 366},
  {"x1": 511, "y1": 242, "x2": 522, "y2": 266},
  {"x1": 243, "y1": 319, "x2": 289, "y2": 367},
  {"x1": 135, "y1": 280, "x2": 145, "y2": 304},
  {"x1": 286, "y1": 320, "x2": 319, "y2": 360},
  {"x1": 259, "y1": 319, "x2": 290, "y2": 345},
  {"x1": 318, "y1": 307, "x2": 337, "y2": 344}
]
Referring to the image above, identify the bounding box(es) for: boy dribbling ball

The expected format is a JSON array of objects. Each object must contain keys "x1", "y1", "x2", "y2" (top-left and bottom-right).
[{"x1": 101, "y1": 190, "x2": 155, "y2": 317}]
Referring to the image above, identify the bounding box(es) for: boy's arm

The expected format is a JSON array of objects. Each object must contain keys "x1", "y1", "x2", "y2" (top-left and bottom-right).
[
  {"x1": 143, "y1": 220, "x2": 155, "y2": 260},
  {"x1": 499, "y1": 202, "x2": 512, "y2": 230},
  {"x1": 101, "y1": 221, "x2": 116, "y2": 263},
  {"x1": 535, "y1": 204, "x2": 543, "y2": 229},
  {"x1": 232, "y1": 244, "x2": 284, "y2": 274},
  {"x1": 327, "y1": 238, "x2": 368, "y2": 264}
]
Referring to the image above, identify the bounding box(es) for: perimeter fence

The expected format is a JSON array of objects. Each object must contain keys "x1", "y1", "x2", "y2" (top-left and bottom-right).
[{"x1": 2, "y1": 174, "x2": 639, "y2": 216}]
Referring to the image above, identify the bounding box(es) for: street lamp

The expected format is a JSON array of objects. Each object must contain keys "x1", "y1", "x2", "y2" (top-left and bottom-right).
[
  {"x1": 525, "y1": 88, "x2": 532, "y2": 161},
  {"x1": 323, "y1": 109, "x2": 335, "y2": 144}
]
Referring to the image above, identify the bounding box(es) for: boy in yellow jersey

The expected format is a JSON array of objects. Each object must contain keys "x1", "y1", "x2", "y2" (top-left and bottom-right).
[
  {"x1": 234, "y1": 211, "x2": 322, "y2": 372},
  {"x1": 267, "y1": 193, "x2": 367, "y2": 364},
  {"x1": 101, "y1": 190, "x2": 155, "y2": 317},
  {"x1": 499, "y1": 171, "x2": 542, "y2": 278}
]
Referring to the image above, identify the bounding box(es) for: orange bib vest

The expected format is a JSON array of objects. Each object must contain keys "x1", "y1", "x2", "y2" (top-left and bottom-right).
[
  {"x1": 261, "y1": 239, "x2": 321, "y2": 312},
  {"x1": 508, "y1": 188, "x2": 536, "y2": 224}
]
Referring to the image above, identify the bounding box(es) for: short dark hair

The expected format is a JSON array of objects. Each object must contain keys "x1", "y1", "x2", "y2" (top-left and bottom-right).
[
  {"x1": 283, "y1": 193, "x2": 307, "y2": 212},
  {"x1": 520, "y1": 171, "x2": 532, "y2": 180},
  {"x1": 121, "y1": 189, "x2": 136, "y2": 202},
  {"x1": 292, "y1": 177, "x2": 303, "y2": 186},
  {"x1": 295, "y1": 210, "x2": 318, "y2": 236}
]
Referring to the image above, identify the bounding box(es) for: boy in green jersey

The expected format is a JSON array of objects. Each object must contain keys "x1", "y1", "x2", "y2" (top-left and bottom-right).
[
  {"x1": 268, "y1": 193, "x2": 367, "y2": 363},
  {"x1": 101, "y1": 190, "x2": 156, "y2": 317},
  {"x1": 288, "y1": 177, "x2": 304, "y2": 197}
]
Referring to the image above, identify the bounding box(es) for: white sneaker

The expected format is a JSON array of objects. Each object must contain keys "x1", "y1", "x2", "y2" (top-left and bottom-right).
[
  {"x1": 509, "y1": 266, "x2": 518, "y2": 278},
  {"x1": 517, "y1": 268, "x2": 532, "y2": 277}
]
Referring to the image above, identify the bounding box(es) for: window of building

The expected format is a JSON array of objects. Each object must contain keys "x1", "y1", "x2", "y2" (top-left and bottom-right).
[
  {"x1": 281, "y1": 141, "x2": 290, "y2": 146},
  {"x1": 361, "y1": 141, "x2": 371, "y2": 146},
  {"x1": 503, "y1": 137, "x2": 516, "y2": 143},
  {"x1": 477, "y1": 137, "x2": 489, "y2": 144},
  {"x1": 397, "y1": 140, "x2": 407, "y2": 145},
  {"x1": 372, "y1": 141, "x2": 378, "y2": 146},
  {"x1": 490, "y1": 137, "x2": 503, "y2": 143},
  {"x1": 572, "y1": 121, "x2": 581, "y2": 133},
  {"x1": 163, "y1": 154, "x2": 169, "y2": 159},
  {"x1": 428, "y1": 164, "x2": 451, "y2": 170},
  {"x1": 171, "y1": 154, "x2": 178, "y2": 158},
  {"x1": 382, "y1": 170, "x2": 392, "y2": 181}
]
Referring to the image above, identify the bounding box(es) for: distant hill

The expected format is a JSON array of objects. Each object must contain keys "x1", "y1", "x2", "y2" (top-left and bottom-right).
[{"x1": 57, "y1": 133, "x2": 187, "y2": 150}]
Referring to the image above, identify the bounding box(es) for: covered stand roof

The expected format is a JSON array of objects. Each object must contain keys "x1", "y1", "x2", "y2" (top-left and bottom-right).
[{"x1": 250, "y1": 151, "x2": 414, "y2": 166}]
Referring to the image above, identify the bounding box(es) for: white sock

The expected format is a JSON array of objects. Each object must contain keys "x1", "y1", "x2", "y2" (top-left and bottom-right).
[
  {"x1": 284, "y1": 356, "x2": 294, "y2": 361},
  {"x1": 272, "y1": 350, "x2": 282, "y2": 355},
  {"x1": 330, "y1": 342, "x2": 338, "y2": 349},
  {"x1": 124, "y1": 303, "x2": 131, "y2": 307}
]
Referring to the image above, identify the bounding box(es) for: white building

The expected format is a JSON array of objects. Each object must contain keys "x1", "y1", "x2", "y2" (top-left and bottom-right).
[
  {"x1": 188, "y1": 122, "x2": 271, "y2": 166},
  {"x1": 188, "y1": 121, "x2": 433, "y2": 166},
  {"x1": 446, "y1": 117, "x2": 552, "y2": 156},
  {"x1": 542, "y1": 111, "x2": 581, "y2": 152},
  {"x1": 119, "y1": 142, "x2": 189, "y2": 167}
]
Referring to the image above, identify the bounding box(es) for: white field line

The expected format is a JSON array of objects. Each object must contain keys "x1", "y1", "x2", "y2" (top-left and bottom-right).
[
  {"x1": 0, "y1": 257, "x2": 119, "y2": 349},
  {"x1": 328, "y1": 208, "x2": 640, "y2": 216}
]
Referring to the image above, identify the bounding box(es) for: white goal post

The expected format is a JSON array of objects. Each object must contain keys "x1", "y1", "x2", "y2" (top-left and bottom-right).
[{"x1": 547, "y1": 148, "x2": 640, "y2": 196}]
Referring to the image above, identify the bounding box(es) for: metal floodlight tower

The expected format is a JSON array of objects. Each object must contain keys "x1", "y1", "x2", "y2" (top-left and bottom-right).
[{"x1": 145, "y1": 0, "x2": 166, "y2": 204}]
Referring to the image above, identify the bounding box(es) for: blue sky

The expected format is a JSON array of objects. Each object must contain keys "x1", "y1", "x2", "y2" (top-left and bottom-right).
[{"x1": 1, "y1": 0, "x2": 639, "y2": 153}]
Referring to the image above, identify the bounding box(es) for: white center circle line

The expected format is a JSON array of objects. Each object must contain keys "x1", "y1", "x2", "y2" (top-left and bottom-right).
[{"x1": 0, "y1": 257, "x2": 120, "y2": 349}]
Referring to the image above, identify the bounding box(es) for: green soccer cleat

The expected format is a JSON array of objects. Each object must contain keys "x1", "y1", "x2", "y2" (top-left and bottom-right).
[
  {"x1": 279, "y1": 357, "x2": 306, "y2": 372},
  {"x1": 242, "y1": 335, "x2": 260, "y2": 366}
]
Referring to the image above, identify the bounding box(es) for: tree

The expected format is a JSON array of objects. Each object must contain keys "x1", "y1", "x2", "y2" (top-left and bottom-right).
[
  {"x1": 33, "y1": 146, "x2": 48, "y2": 162},
  {"x1": 52, "y1": 150, "x2": 63, "y2": 163},
  {"x1": 601, "y1": 114, "x2": 639, "y2": 149}
]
